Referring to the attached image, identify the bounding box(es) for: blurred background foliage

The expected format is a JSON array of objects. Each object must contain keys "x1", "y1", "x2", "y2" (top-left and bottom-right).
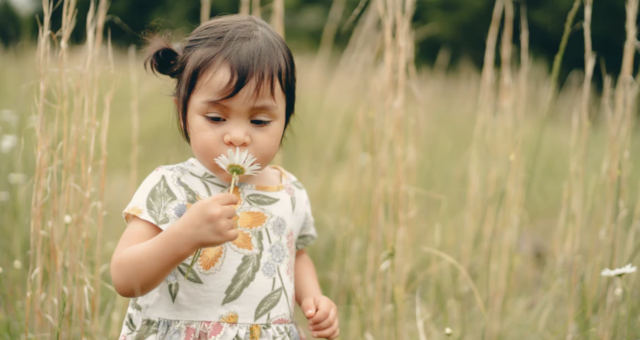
[{"x1": 0, "y1": 0, "x2": 635, "y2": 83}]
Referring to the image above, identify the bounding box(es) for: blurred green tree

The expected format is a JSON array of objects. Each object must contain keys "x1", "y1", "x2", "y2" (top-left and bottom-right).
[
  {"x1": 0, "y1": 0, "x2": 635, "y2": 81},
  {"x1": 0, "y1": 0, "x2": 22, "y2": 47}
]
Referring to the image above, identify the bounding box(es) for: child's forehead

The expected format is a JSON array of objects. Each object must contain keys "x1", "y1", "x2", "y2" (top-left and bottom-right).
[{"x1": 197, "y1": 63, "x2": 284, "y2": 100}]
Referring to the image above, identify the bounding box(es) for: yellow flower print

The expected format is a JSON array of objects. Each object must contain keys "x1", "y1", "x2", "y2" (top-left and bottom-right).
[
  {"x1": 198, "y1": 246, "x2": 224, "y2": 272},
  {"x1": 250, "y1": 324, "x2": 261, "y2": 340},
  {"x1": 232, "y1": 230, "x2": 254, "y2": 251},
  {"x1": 254, "y1": 184, "x2": 282, "y2": 192},
  {"x1": 236, "y1": 211, "x2": 267, "y2": 229},
  {"x1": 123, "y1": 206, "x2": 143, "y2": 222},
  {"x1": 220, "y1": 311, "x2": 238, "y2": 324},
  {"x1": 195, "y1": 209, "x2": 268, "y2": 273}
]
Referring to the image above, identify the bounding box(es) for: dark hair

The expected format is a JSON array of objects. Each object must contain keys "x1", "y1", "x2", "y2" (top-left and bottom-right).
[{"x1": 145, "y1": 15, "x2": 296, "y2": 143}]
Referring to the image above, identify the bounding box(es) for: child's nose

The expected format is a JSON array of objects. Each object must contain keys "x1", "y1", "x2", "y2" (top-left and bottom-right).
[{"x1": 223, "y1": 130, "x2": 250, "y2": 146}]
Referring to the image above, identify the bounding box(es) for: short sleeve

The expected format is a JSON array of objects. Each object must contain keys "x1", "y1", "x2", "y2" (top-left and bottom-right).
[
  {"x1": 295, "y1": 186, "x2": 317, "y2": 250},
  {"x1": 123, "y1": 167, "x2": 185, "y2": 230}
]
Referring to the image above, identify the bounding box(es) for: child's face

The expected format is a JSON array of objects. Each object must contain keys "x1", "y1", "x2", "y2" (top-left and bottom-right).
[{"x1": 185, "y1": 64, "x2": 286, "y2": 182}]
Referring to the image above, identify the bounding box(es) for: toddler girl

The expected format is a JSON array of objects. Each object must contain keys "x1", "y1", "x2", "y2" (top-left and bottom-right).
[{"x1": 110, "y1": 14, "x2": 339, "y2": 340}]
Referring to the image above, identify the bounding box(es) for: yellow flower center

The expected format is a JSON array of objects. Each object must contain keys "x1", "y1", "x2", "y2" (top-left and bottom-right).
[{"x1": 227, "y1": 164, "x2": 245, "y2": 175}]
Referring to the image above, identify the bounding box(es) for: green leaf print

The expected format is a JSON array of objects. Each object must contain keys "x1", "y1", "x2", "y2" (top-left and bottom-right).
[
  {"x1": 168, "y1": 282, "x2": 179, "y2": 302},
  {"x1": 177, "y1": 263, "x2": 204, "y2": 284},
  {"x1": 254, "y1": 287, "x2": 283, "y2": 321},
  {"x1": 134, "y1": 318, "x2": 158, "y2": 340},
  {"x1": 246, "y1": 193, "x2": 280, "y2": 206},
  {"x1": 292, "y1": 181, "x2": 304, "y2": 190},
  {"x1": 132, "y1": 298, "x2": 142, "y2": 311},
  {"x1": 290, "y1": 195, "x2": 296, "y2": 212},
  {"x1": 296, "y1": 235, "x2": 315, "y2": 249},
  {"x1": 222, "y1": 253, "x2": 261, "y2": 305},
  {"x1": 146, "y1": 175, "x2": 177, "y2": 225},
  {"x1": 125, "y1": 313, "x2": 136, "y2": 333},
  {"x1": 190, "y1": 171, "x2": 226, "y2": 196},
  {"x1": 177, "y1": 177, "x2": 198, "y2": 204},
  {"x1": 222, "y1": 231, "x2": 263, "y2": 305}
]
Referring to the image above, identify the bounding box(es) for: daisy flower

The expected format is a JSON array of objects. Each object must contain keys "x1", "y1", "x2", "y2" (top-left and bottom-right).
[
  {"x1": 214, "y1": 147, "x2": 261, "y2": 193},
  {"x1": 601, "y1": 263, "x2": 636, "y2": 277}
]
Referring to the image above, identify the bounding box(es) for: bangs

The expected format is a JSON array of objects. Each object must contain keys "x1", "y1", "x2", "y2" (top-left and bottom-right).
[{"x1": 213, "y1": 35, "x2": 289, "y2": 103}]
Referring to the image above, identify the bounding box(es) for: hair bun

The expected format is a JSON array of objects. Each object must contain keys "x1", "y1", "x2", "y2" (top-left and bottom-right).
[{"x1": 146, "y1": 41, "x2": 181, "y2": 78}]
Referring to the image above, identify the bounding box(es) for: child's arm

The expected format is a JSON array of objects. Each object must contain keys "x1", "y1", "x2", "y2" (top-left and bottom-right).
[
  {"x1": 295, "y1": 249, "x2": 339, "y2": 339},
  {"x1": 110, "y1": 193, "x2": 239, "y2": 297}
]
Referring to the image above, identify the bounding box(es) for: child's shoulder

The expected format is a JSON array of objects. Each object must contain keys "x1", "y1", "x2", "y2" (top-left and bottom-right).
[
  {"x1": 148, "y1": 158, "x2": 205, "y2": 176},
  {"x1": 139, "y1": 158, "x2": 216, "y2": 189},
  {"x1": 271, "y1": 166, "x2": 308, "y2": 191}
]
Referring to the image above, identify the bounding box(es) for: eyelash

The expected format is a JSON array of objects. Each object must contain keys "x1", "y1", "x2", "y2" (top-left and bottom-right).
[
  {"x1": 205, "y1": 115, "x2": 271, "y2": 126},
  {"x1": 251, "y1": 119, "x2": 271, "y2": 126},
  {"x1": 206, "y1": 116, "x2": 225, "y2": 122}
]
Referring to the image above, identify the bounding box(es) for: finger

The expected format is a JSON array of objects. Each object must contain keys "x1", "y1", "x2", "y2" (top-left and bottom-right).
[
  {"x1": 225, "y1": 228, "x2": 239, "y2": 241},
  {"x1": 309, "y1": 299, "x2": 330, "y2": 324},
  {"x1": 212, "y1": 193, "x2": 239, "y2": 205},
  {"x1": 300, "y1": 298, "x2": 317, "y2": 319},
  {"x1": 219, "y1": 205, "x2": 237, "y2": 219},
  {"x1": 328, "y1": 327, "x2": 340, "y2": 340},
  {"x1": 310, "y1": 307, "x2": 336, "y2": 331},
  {"x1": 311, "y1": 321, "x2": 338, "y2": 339}
]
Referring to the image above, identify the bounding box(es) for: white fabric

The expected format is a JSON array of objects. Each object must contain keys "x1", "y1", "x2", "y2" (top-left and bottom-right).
[{"x1": 118, "y1": 158, "x2": 316, "y2": 339}]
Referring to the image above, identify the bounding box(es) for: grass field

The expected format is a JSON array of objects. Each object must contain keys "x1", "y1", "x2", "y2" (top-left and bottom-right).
[{"x1": 1, "y1": 0, "x2": 640, "y2": 338}]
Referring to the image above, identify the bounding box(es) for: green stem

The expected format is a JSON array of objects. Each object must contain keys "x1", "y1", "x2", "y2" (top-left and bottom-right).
[
  {"x1": 185, "y1": 248, "x2": 202, "y2": 279},
  {"x1": 229, "y1": 173, "x2": 238, "y2": 193},
  {"x1": 550, "y1": 0, "x2": 581, "y2": 93},
  {"x1": 277, "y1": 268, "x2": 293, "y2": 316}
]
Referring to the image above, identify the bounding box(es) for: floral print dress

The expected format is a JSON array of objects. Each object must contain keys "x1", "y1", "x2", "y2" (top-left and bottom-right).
[{"x1": 118, "y1": 158, "x2": 317, "y2": 340}]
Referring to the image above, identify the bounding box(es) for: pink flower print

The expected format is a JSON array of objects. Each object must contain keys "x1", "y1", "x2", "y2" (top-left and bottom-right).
[
  {"x1": 285, "y1": 185, "x2": 294, "y2": 197},
  {"x1": 271, "y1": 315, "x2": 292, "y2": 324},
  {"x1": 183, "y1": 325, "x2": 197, "y2": 340},
  {"x1": 287, "y1": 231, "x2": 295, "y2": 254},
  {"x1": 207, "y1": 322, "x2": 224, "y2": 337},
  {"x1": 286, "y1": 231, "x2": 295, "y2": 278},
  {"x1": 183, "y1": 321, "x2": 223, "y2": 340}
]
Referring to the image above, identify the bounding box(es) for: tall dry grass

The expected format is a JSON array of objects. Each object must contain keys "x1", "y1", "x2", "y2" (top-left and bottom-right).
[
  {"x1": 24, "y1": 0, "x2": 115, "y2": 337},
  {"x1": 0, "y1": 0, "x2": 638, "y2": 339}
]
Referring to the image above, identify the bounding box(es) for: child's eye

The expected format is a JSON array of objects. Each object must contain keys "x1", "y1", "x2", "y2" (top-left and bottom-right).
[
  {"x1": 205, "y1": 114, "x2": 225, "y2": 123},
  {"x1": 251, "y1": 119, "x2": 271, "y2": 126}
]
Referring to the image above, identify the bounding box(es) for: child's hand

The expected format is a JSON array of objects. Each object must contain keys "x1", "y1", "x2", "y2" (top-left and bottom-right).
[
  {"x1": 301, "y1": 295, "x2": 339, "y2": 339},
  {"x1": 179, "y1": 193, "x2": 239, "y2": 250}
]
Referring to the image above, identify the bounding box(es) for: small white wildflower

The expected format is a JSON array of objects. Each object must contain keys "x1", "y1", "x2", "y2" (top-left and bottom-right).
[
  {"x1": 1, "y1": 134, "x2": 17, "y2": 153},
  {"x1": 214, "y1": 147, "x2": 261, "y2": 193},
  {"x1": 8, "y1": 173, "x2": 26, "y2": 185},
  {"x1": 379, "y1": 259, "x2": 391, "y2": 272},
  {"x1": 0, "y1": 109, "x2": 17, "y2": 126},
  {"x1": 0, "y1": 191, "x2": 8, "y2": 202},
  {"x1": 601, "y1": 263, "x2": 636, "y2": 277},
  {"x1": 63, "y1": 215, "x2": 72, "y2": 224},
  {"x1": 445, "y1": 327, "x2": 453, "y2": 336},
  {"x1": 614, "y1": 287, "x2": 623, "y2": 297},
  {"x1": 0, "y1": 266, "x2": 3, "y2": 274},
  {"x1": 13, "y1": 259, "x2": 22, "y2": 269},
  {"x1": 214, "y1": 147, "x2": 261, "y2": 176}
]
